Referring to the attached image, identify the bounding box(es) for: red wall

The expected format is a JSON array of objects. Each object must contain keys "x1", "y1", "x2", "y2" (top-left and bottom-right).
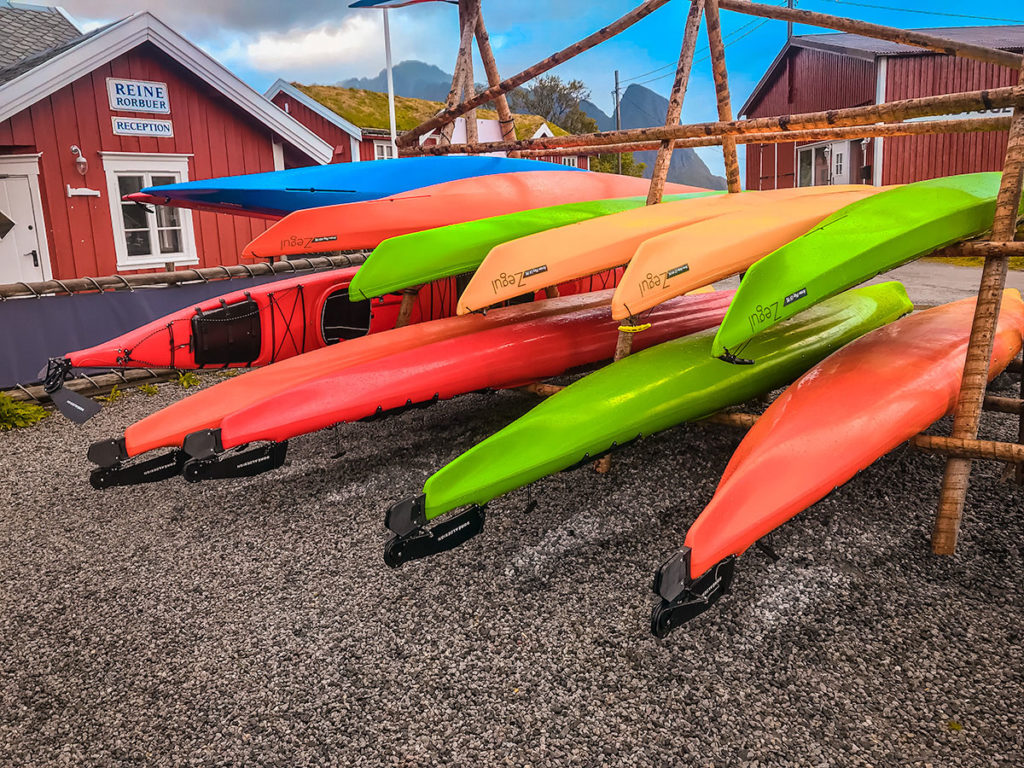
[
  {"x1": 881, "y1": 55, "x2": 1015, "y2": 185},
  {"x1": 271, "y1": 91, "x2": 353, "y2": 163},
  {"x1": 743, "y1": 46, "x2": 876, "y2": 190},
  {"x1": 0, "y1": 42, "x2": 316, "y2": 279}
]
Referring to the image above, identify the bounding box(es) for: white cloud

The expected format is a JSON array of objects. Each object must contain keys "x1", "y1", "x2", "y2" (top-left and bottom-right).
[{"x1": 226, "y1": 15, "x2": 384, "y2": 73}]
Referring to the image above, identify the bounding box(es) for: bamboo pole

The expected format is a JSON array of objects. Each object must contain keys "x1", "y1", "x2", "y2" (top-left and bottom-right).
[
  {"x1": 474, "y1": 12, "x2": 518, "y2": 149},
  {"x1": 704, "y1": 0, "x2": 742, "y2": 193},
  {"x1": 717, "y1": 0, "x2": 1022, "y2": 71},
  {"x1": 518, "y1": 117, "x2": 1014, "y2": 157},
  {"x1": 933, "y1": 68, "x2": 1024, "y2": 554},
  {"x1": 646, "y1": 0, "x2": 705, "y2": 205},
  {"x1": 405, "y1": 85, "x2": 1024, "y2": 156},
  {"x1": 396, "y1": 0, "x2": 674, "y2": 148},
  {"x1": 0, "y1": 253, "x2": 366, "y2": 300}
]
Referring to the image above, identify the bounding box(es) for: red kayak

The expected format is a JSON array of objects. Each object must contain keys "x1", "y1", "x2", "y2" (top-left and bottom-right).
[
  {"x1": 651, "y1": 290, "x2": 1024, "y2": 636},
  {"x1": 243, "y1": 171, "x2": 703, "y2": 259},
  {"x1": 179, "y1": 290, "x2": 735, "y2": 483},
  {"x1": 87, "y1": 276, "x2": 626, "y2": 488}
]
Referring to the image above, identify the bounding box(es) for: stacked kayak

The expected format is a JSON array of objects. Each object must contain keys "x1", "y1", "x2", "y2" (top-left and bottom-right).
[
  {"x1": 348, "y1": 192, "x2": 719, "y2": 301},
  {"x1": 455, "y1": 185, "x2": 880, "y2": 314},
  {"x1": 712, "y1": 172, "x2": 1010, "y2": 359},
  {"x1": 652, "y1": 289, "x2": 1024, "y2": 637},
  {"x1": 125, "y1": 156, "x2": 579, "y2": 219},
  {"x1": 87, "y1": 290, "x2": 617, "y2": 488},
  {"x1": 243, "y1": 172, "x2": 704, "y2": 259},
  {"x1": 385, "y1": 282, "x2": 913, "y2": 567}
]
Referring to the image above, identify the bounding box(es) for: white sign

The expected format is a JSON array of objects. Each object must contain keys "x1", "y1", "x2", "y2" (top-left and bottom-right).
[
  {"x1": 908, "y1": 106, "x2": 1014, "y2": 123},
  {"x1": 107, "y1": 78, "x2": 171, "y2": 114},
  {"x1": 111, "y1": 116, "x2": 174, "y2": 138}
]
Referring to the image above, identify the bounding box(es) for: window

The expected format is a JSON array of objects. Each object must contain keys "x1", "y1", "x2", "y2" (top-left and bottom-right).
[
  {"x1": 101, "y1": 153, "x2": 197, "y2": 270},
  {"x1": 559, "y1": 156, "x2": 579, "y2": 168},
  {"x1": 374, "y1": 141, "x2": 396, "y2": 161},
  {"x1": 796, "y1": 144, "x2": 832, "y2": 187}
]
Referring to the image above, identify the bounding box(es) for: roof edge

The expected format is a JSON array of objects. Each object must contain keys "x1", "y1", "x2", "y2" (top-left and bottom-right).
[{"x1": 264, "y1": 79, "x2": 364, "y2": 142}]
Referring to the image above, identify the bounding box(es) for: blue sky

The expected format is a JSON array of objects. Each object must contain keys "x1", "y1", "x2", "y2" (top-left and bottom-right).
[{"x1": 62, "y1": 0, "x2": 1024, "y2": 176}]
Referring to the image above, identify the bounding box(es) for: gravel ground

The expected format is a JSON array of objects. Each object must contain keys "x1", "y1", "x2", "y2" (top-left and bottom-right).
[{"x1": 2, "y1": 281, "x2": 1023, "y2": 766}]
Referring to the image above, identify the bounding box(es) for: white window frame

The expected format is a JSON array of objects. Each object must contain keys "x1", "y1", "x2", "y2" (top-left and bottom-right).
[
  {"x1": 373, "y1": 140, "x2": 396, "y2": 161},
  {"x1": 101, "y1": 152, "x2": 198, "y2": 270},
  {"x1": 795, "y1": 141, "x2": 834, "y2": 188},
  {"x1": 559, "y1": 156, "x2": 579, "y2": 168}
]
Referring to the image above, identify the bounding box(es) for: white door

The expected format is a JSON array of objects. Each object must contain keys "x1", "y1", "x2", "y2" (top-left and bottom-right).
[{"x1": 0, "y1": 175, "x2": 45, "y2": 284}]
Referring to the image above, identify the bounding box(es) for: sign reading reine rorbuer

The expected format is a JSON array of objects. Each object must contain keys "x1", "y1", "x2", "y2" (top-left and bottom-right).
[
  {"x1": 111, "y1": 116, "x2": 174, "y2": 138},
  {"x1": 107, "y1": 78, "x2": 171, "y2": 114}
]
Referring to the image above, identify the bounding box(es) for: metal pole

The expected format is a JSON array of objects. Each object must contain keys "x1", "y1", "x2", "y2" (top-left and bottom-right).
[
  {"x1": 787, "y1": 0, "x2": 793, "y2": 40},
  {"x1": 383, "y1": 9, "x2": 398, "y2": 157},
  {"x1": 615, "y1": 70, "x2": 622, "y2": 174}
]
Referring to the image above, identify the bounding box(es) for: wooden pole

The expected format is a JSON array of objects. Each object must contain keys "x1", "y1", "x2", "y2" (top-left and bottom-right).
[
  {"x1": 473, "y1": 11, "x2": 518, "y2": 149},
  {"x1": 932, "y1": 68, "x2": 1024, "y2": 555},
  {"x1": 461, "y1": 0, "x2": 478, "y2": 146},
  {"x1": 396, "y1": 0, "x2": 674, "y2": 148},
  {"x1": 518, "y1": 117, "x2": 1014, "y2": 157},
  {"x1": 717, "y1": 0, "x2": 1022, "y2": 71},
  {"x1": 646, "y1": 0, "x2": 705, "y2": 205},
  {"x1": 394, "y1": 287, "x2": 419, "y2": 328},
  {"x1": 704, "y1": 0, "x2": 742, "y2": 193},
  {"x1": 405, "y1": 85, "x2": 1024, "y2": 155},
  {"x1": 917, "y1": 436, "x2": 1024, "y2": 464},
  {"x1": 441, "y1": 0, "x2": 479, "y2": 144},
  {"x1": 6, "y1": 367, "x2": 176, "y2": 404}
]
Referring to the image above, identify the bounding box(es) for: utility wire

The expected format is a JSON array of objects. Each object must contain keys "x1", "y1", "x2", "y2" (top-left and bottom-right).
[{"x1": 805, "y1": 0, "x2": 1024, "y2": 25}]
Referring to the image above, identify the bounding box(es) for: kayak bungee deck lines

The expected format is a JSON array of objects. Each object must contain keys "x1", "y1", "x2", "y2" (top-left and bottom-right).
[
  {"x1": 385, "y1": 282, "x2": 913, "y2": 568},
  {"x1": 609, "y1": 185, "x2": 884, "y2": 321},
  {"x1": 651, "y1": 290, "x2": 1024, "y2": 637},
  {"x1": 347, "y1": 192, "x2": 712, "y2": 301},
  {"x1": 711, "y1": 172, "x2": 1013, "y2": 360},
  {"x1": 455, "y1": 185, "x2": 874, "y2": 314},
  {"x1": 124, "y1": 156, "x2": 578, "y2": 219},
  {"x1": 86, "y1": 290, "x2": 617, "y2": 489},
  {"x1": 243, "y1": 172, "x2": 704, "y2": 259}
]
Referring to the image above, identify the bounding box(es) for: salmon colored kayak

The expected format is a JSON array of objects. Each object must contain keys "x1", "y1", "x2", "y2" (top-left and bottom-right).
[
  {"x1": 651, "y1": 290, "x2": 1024, "y2": 637},
  {"x1": 86, "y1": 289, "x2": 616, "y2": 488},
  {"x1": 456, "y1": 185, "x2": 872, "y2": 315},
  {"x1": 243, "y1": 172, "x2": 703, "y2": 259},
  {"x1": 611, "y1": 185, "x2": 885, "y2": 320}
]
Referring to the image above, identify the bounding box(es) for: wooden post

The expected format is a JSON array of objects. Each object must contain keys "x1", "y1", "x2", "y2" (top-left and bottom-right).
[
  {"x1": 461, "y1": 0, "x2": 478, "y2": 146},
  {"x1": 441, "y1": 0, "x2": 479, "y2": 144},
  {"x1": 704, "y1": 0, "x2": 742, "y2": 193},
  {"x1": 932, "y1": 66, "x2": 1024, "y2": 554},
  {"x1": 395, "y1": 287, "x2": 419, "y2": 328},
  {"x1": 646, "y1": 0, "x2": 705, "y2": 205},
  {"x1": 473, "y1": 11, "x2": 518, "y2": 150}
]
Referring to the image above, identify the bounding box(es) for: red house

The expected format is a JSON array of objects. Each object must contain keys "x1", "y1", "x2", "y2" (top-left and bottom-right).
[
  {"x1": 0, "y1": 5, "x2": 331, "y2": 284},
  {"x1": 740, "y1": 26, "x2": 1023, "y2": 190}
]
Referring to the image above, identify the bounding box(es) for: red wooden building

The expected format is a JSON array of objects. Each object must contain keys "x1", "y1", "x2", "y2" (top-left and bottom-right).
[
  {"x1": 0, "y1": 4, "x2": 331, "y2": 284},
  {"x1": 739, "y1": 26, "x2": 1023, "y2": 191}
]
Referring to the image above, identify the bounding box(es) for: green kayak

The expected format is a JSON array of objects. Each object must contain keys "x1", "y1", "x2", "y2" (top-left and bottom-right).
[
  {"x1": 348, "y1": 192, "x2": 719, "y2": 300},
  {"x1": 711, "y1": 172, "x2": 1006, "y2": 359},
  {"x1": 383, "y1": 281, "x2": 913, "y2": 567}
]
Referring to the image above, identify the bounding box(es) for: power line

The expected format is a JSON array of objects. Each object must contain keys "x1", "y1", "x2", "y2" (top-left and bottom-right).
[{"x1": 805, "y1": 0, "x2": 1024, "y2": 25}]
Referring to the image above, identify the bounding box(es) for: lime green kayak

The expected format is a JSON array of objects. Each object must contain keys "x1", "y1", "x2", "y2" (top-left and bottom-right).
[
  {"x1": 711, "y1": 172, "x2": 1005, "y2": 359},
  {"x1": 383, "y1": 281, "x2": 913, "y2": 566},
  {"x1": 348, "y1": 192, "x2": 719, "y2": 300}
]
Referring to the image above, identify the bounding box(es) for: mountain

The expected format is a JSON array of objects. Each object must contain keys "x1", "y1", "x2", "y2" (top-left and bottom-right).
[
  {"x1": 582, "y1": 85, "x2": 726, "y2": 190},
  {"x1": 340, "y1": 60, "x2": 457, "y2": 103}
]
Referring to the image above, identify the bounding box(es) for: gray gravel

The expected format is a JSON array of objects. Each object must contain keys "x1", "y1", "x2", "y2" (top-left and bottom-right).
[{"x1": 2, "y1": 282, "x2": 1023, "y2": 766}]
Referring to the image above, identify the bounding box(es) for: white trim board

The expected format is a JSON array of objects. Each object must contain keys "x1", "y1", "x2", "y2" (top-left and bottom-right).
[
  {"x1": 873, "y1": 56, "x2": 887, "y2": 187},
  {"x1": 265, "y1": 79, "x2": 363, "y2": 142},
  {"x1": 0, "y1": 12, "x2": 333, "y2": 165}
]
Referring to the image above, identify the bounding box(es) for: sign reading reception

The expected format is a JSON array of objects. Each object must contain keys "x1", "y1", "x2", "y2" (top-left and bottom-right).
[
  {"x1": 111, "y1": 116, "x2": 174, "y2": 138},
  {"x1": 107, "y1": 78, "x2": 171, "y2": 114}
]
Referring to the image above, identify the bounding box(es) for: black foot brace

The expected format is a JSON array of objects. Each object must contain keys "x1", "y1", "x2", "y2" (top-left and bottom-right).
[
  {"x1": 383, "y1": 494, "x2": 486, "y2": 568},
  {"x1": 650, "y1": 547, "x2": 736, "y2": 638},
  {"x1": 182, "y1": 442, "x2": 288, "y2": 483}
]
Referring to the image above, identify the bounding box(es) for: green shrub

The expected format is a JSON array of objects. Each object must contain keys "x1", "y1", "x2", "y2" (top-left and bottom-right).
[
  {"x1": 177, "y1": 371, "x2": 201, "y2": 389},
  {"x1": 0, "y1": 393, "x2": 49, "y2": 430},
  {"x1": 138, "y1": 383, "x2": 159, "y2": 396},
  {"x1": 96, "y1": 385, "x2": 126, "y2": 404}
]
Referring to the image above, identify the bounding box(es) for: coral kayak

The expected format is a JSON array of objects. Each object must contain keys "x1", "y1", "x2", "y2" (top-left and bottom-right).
[
  {"x1": 385, "y1": 281, "x2": 913, "y2": 567},
  {"x1": 243, "y1": 172, "x2": 704, "y2": 259},
  {"x1": 180, "y1": 291, "x2": 735, "y2": 495},
  {"x1": 610, "y1": 185, "x2": 884, "y2": 320},
  {"x1": 711, "y1": 172, "x2": 1009, "y2": 360},
  {"x1": 651, "y1": 290, "x2": 1024, "y2": 637},
  {"x1": 348, "y1": 192, "x2": 716, "y2": 301},
  {"x1": 125, "y1": 156, "x2": 577, "y2": 219},
  {"x1": 455, "y1": 185, "x2": 871, "y2": 314},
  {"x1": 87, "y1": 289, "x2": 617, "y2": 488}
]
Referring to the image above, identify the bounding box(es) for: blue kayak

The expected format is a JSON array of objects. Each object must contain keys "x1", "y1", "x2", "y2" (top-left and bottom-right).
[{"x1": 127, "y1": 157, "x2": 578, "y2": 219}]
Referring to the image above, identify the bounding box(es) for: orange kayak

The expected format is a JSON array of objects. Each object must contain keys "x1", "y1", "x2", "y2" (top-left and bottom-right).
[
  {"x1": 243, "y1": 172, "x2": 703, "y2": 259},
  {"x1": 456, "y1": 186, "x2": 874, "y2": 315},
  {"x1": 611, "y1": 185, "x2": 884, "y2": 320},
  {"x1": 651, "y1": 290, "x2": 1024, "y2": 635}
]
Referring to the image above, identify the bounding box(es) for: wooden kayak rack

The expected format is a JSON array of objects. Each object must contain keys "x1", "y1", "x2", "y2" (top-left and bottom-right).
[{"x1": 404, "y1": 0, "x2": 1024, "y2": 553}]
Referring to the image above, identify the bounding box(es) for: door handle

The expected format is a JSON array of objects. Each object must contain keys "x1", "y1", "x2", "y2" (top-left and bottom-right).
[{"x1": 25, "y1": 250, "x2": 38, "y2": 267}]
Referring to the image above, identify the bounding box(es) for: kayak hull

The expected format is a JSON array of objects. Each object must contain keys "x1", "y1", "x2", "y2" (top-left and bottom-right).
[{"x1": 243, "y1": 173, "x2": 705, "y2": 259}]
